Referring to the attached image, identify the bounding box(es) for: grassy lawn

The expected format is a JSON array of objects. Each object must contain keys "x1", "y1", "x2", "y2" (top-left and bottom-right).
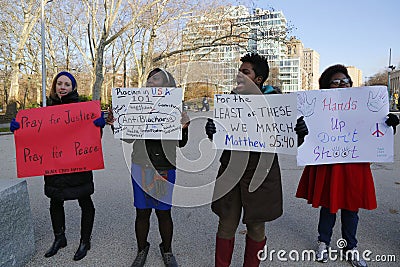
[{"x1": 0, "y1": 127, "x2": 9, "y2": 132}]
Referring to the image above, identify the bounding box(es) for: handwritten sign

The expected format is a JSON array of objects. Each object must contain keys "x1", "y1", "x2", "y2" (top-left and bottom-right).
[
  {"x1": 111, "y1": 87, "x2": 183, "y2": 139},
  {"x1": 213, "y1": 93, "x2": 297, "y2": 154},
  {"x1": 14, "y1": 101, "x2": 104, "y2": 178},
  {"x1": 297, "y1": 86, "x2": 393, "y2": 166}
]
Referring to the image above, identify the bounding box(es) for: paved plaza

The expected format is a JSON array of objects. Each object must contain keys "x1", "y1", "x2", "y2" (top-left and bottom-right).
[{"x1": 0, "y1": 111, "x2": 399, "y2": 266}]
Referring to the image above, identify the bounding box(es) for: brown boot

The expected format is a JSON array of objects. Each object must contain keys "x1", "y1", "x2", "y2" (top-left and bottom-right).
[
  {"x1": 215, "y1": 236, "x2": 235, "y2": 267},
  {"x1": 243, "y1": 236, "x2": 266, "y2": 267}
]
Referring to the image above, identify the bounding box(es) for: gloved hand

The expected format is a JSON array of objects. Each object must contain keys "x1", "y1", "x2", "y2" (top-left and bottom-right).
[
  {"x1": 294, "y1": 116, "x2": 308, "y2": 146},
  {"x1": 10, "y1": 118, "x2": 20, "y2": 133},
  {"x1": 385, "y1": 113, "x2": 399, "y2": 134},
  {"x1": 294, "y1": 116, "x2": 308, "y2": 137},
  {"x1": 205, "y1": 118, "x2": 216, "y2": 140},
  {"x1": 93, "y1": 112, "x2": 106, "y2": 128}
]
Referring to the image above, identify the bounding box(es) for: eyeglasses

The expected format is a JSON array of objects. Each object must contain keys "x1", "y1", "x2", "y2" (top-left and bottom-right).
[{"x1": 330, "y1": 78, "x2": 351, "y2": 86}]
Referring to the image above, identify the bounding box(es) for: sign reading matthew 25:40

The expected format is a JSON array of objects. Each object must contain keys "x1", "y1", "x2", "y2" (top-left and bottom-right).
[{"x1": 213, "y1": 93, "x2": 298, "y2": 155}]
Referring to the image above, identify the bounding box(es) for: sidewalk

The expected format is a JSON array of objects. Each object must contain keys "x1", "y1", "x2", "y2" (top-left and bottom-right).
[{"x1": 1, "y1": 111, "x2": 399, "y2": 266}]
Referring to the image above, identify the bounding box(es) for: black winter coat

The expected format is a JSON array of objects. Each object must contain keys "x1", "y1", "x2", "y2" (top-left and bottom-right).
[{"x1": 44, "y1": 90, "x2": 95, "y2": 200}]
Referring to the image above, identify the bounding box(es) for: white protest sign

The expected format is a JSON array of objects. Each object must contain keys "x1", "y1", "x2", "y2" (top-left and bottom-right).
[
  {"x1": 213, "y1": 93, "x2": 297, "y2": 154},
  {"x1": 111, "y1": 87, "x2": 183, "y2": 139},
  {"x1": 297, "y1": 86, "x2": 393, "y2": 166}
]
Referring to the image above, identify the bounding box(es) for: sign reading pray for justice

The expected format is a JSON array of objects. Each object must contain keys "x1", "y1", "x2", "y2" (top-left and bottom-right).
[
  {"x1": 297, "y1": 86, "x2": 393, "y2": 166},
  {"x1": 213, "y1": 93, "x2": 298, "y2": 155},
  {"x1": 111, "y1": 87, "x2": 183, "y2": 139},
  {"x1": 14, "y1": 101, "x2": 104, "y2": 178}
]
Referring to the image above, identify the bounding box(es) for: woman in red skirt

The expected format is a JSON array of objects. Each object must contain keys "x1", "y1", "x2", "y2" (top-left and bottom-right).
[{"x1": 295, "y1": 64, "x2": 399, "y2": 267}]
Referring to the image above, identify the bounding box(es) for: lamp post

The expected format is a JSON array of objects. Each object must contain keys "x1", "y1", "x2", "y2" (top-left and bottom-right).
[
  {"x1": 41, "y1": 0, "x2": 53, "y2": 107},
  {"x1": 387, "y1": 48, "x2": 396, "y2": 110},
  {"x1": 41, "y1": 0, "x2": 46, "y2": 107}
]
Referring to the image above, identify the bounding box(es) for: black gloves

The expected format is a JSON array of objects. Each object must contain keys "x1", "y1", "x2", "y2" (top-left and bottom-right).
[
  {"x1": 205, "y1": 118, "x2": 216, "y2": 140},
  {"x1": 385, "y1": 113, "x2": 399, "y2": 134},
  {"x1": 294, "y1": 116, "x2": 308, "y2": 137},
  {"x1": 294, "y1": 116, "x2": 308, "y2": 146}
]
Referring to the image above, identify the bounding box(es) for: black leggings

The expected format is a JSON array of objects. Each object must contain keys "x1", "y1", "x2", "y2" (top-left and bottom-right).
[
  {"x1": 50, "y1": 196, "x2": 95, "y2": 242},
  {"x1": 135, "y1": 208, "x2": 173, "y2": 252}
]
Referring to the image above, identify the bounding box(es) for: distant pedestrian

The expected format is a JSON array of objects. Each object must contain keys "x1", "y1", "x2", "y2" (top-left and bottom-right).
[{"x1": 201, "y1": 95, "x2": 210, "y2": 111}]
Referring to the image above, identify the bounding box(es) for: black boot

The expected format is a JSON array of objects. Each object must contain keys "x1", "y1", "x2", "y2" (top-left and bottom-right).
[
  {"x1": 159, "y1": 243, "x2": 178, "y2": 267},
  {"x1": 131, "y1": 242, "x2": 150, "y2": 267},
  {"x1": 73, "y1": 239, "x2": 91, "y2": 261},
  {"x1": 44, "y1": 230, "x2": 67, "y2": 257},
  {"x1": 74, "y1": 196, "x2": 95, "y2": 261}
]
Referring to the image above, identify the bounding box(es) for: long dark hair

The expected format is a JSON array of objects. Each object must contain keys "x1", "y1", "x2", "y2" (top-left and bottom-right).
[{"x1": 319, "y1": 64, "x2": 353, "y2": 89}]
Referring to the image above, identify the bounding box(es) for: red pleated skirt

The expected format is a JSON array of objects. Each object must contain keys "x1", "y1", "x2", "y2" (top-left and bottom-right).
[{"x1": 296, "y1": 163, "x2": 377, "y2": 213}]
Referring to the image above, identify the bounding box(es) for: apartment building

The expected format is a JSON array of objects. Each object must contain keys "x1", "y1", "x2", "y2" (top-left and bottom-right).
[
  {"x1": 286, "y1": 37, "x2": 319, "y2": 91},
  {"x1": 178, "y1": 6, "x2": 319, "y2": 95},
  {"x1": 346, "y1": 66, "x2": 363, "y2": 87},
  {"x1": 179, "y1": 6, "x2": 289, "y2": 94},
  {"x1": 303, "y1": 48, "x2": 320, "y2": 90}
]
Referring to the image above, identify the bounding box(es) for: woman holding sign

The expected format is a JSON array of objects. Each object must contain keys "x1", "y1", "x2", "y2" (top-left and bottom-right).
[
  {"x1": 295, "y1": 64, "x2": 399, "y2": 267},
  {"x1": 205, "y1": 53, "x2": 283, "y2": 267},
  {"x1": 11, "y1": 71, "x2": 106, "y2": 261},
  {"x1": 123, "y1": 68, "x2": 189, "y2": 267}
]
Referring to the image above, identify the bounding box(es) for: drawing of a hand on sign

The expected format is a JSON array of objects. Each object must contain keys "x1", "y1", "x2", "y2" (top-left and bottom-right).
[
  {"x1": 297, "y1": 92, "x2": 316, "y2": 117},
  {"x1": 367, "y1": 89, "x2": 387, "y2": 112}
]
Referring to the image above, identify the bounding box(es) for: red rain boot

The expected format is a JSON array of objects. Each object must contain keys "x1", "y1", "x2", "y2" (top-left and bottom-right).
[
  {"x1": 243, "y1": 235, "x2": 266, "y2": 267},
  {"x1": 215, "y1": 236, "x2": 235, "y2": 267}
]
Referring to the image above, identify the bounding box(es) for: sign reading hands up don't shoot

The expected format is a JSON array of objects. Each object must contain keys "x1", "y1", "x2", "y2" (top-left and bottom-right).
[{"x1": 296, "y1": 86, "x2": 393, "y2": 166}]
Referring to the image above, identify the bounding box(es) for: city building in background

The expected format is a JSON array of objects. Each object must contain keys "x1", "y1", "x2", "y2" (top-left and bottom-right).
[
  {"x1": 389, "y1": 68, "x2": 400, "y2": 109},
  {"x1": 303, "y1": 48, "x2": 320, "y2": 90},
  {"x1": 346, "y1": 66, "x2": 363, "y2": 87},
  {"x1": 177, "y1": 5, "x2": 320, "y2": 97},
  {"x1": 286, "y1": 37, "x2": 320, "y2": 92},
  {"x1": 177, "y1": 6, "x2": 290, "y2": 94}
]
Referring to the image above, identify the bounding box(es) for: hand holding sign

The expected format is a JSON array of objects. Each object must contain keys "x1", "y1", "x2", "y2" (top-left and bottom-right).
[
  {"x1": 93, "y1": 112, "x2": 106, "y2": 128},
  {"x1": 385, "y1": 113, "x2": 399, "y2": 134},
  {"x1": 10, "y1": 118, "x2": 20, "y2": 132}
]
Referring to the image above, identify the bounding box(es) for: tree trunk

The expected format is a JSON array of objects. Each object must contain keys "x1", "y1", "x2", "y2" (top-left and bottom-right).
[
  {"x1": 92, "y1": 42, "x2": 105, "y2": 101},
  {"x1": 9, "y1": 61, "x2": 21, "y2": 103},
  {"x1": 5, "y1": 101, "x2": 17, "y2": 120}
]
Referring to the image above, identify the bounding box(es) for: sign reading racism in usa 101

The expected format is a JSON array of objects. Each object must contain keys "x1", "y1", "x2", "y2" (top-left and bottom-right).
[
  {"x1": 111, "y1": 87, "x2": 183, "y2": 140},
  {"x1": 14, "y1": 101, "x2": 104, "y2": 178},
  {"x1": 297, "y1": 86, "x2": 393, "y2": 166},
  {"x1": 213, "y1": 93, "x2": 298, "y2": 155}
]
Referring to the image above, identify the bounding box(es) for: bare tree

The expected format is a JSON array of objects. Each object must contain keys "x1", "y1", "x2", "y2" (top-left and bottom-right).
[
  {"x1": 365, "y1": 71, "x2": 388, "y2": 86},
  {"x1": 82, "y1": 0, "x2": 164, "y2": 100},
  {"x1": 1, "y1": 0, "x2": 46, "y2": 115}
]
